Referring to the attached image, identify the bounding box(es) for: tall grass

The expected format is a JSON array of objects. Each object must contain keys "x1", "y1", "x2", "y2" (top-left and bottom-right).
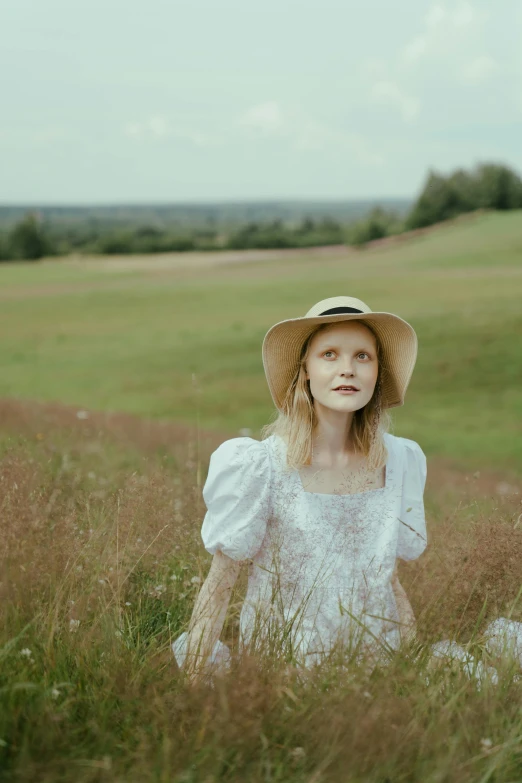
[{"x1": 2, "y1": 401, "x2": 522, "y2": 782}]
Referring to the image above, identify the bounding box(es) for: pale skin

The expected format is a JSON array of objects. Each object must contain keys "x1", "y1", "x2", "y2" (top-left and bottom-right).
[{"x1": 180, "y1": 322, "x2": 417, "y2": 683}]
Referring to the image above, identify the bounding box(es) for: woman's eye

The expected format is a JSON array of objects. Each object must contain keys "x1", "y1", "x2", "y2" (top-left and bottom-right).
[{"x1": 358, "y1": 352, "x2": 370, "y2": 359}]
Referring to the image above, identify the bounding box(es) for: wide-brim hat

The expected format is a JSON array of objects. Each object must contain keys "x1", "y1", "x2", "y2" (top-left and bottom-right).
[{"x1": 262, "y1": 296, "x2": 418, "y2": 411}]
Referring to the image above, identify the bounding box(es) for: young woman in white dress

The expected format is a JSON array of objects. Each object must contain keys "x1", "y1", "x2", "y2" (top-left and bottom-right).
[{"x1": 172, "y1": 295, "x2": 522, "y2": 685}]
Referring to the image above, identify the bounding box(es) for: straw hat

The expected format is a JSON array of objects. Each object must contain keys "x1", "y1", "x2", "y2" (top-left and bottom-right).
[{"x1": 262, "y1": 295, "x2": 418, "y2": 411}]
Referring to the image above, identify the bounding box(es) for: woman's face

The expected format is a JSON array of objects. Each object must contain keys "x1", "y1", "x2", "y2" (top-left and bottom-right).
[{"x1": 305, "y1": 322, "x2": 379, "y2": 413}]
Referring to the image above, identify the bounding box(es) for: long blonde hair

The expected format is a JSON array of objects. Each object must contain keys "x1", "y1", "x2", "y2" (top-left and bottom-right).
[{"x1": 260, "y1": 321, "x2": 392, "y2": 471}]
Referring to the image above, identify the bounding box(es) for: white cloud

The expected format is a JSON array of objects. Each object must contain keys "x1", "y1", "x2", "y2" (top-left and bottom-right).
[
  {"x1": 425, "y1": 1, "x2": 488, "y2": 30},
  {"x1": 238, "y1": 101, "x2": 383, "y2": 164},
  {"x1": 123, "y1": 117, "x2": 218, "y2": 146},
  {"x1": 426, "y1": 4, "x2": 446, "y2": 28},
  {"x1": 370, "y1": 81, "x2": 420, "y2": 122},
  {"x1": 401, "y1": 36, "x2": 427, "y2": 65},
  {"x1": 148, "y1": 115, "x2": 169, "y2": 137},
  {"x1": 123, "y1": 121, "x2": 143, "y2": 139},
  {"x1": 239, "y1": 101, "x2": 286, "y2": 134},
  {"x1": 461, "y1": 55, "x2": 499, "y2": 84},
  {"x1": 401, "y1": 2, "x2": 489, "y2": 68}
]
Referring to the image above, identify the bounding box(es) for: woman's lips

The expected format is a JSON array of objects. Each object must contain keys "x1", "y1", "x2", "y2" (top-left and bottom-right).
[{"x1": 333, "y1": 388, "x2": 359, "y2": 394}]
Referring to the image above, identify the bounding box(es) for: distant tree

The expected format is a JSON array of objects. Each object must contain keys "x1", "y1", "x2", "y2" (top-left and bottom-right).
[
  {"x1": 406, "y1": 171, "x2": 472, "y2": 229},
  {"x1": 97, "y1": 232, "x2": 135, "y2": 254},
  {"x1": 475, "y1": 163, "x2": 522, "y2": 210},
  {"x1": 7, "y1": 212, "x2": 51, "y2": 260},
  {"x1": 0, "y1": 234, "x2": 7, "y2": 262},
  {"x1": 348, "y1": 207, "x2": 399, "y2": 247},
  {"x1": 405, "y1": 162, "x2": 522, "y2": 231},
  {"x1": 447, "y1": 168, "x2": 480, "y2": 212}
]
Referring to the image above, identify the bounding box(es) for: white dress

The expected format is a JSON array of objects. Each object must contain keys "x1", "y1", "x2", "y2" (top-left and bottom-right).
[{"x1": 173, "y1": 431, "x2": 428, "y2": 670}]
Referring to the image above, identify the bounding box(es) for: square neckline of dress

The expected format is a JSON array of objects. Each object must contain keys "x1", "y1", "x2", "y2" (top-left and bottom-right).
[{"x1": 272, "y1": 433, "x2": 392, "y2": 499}]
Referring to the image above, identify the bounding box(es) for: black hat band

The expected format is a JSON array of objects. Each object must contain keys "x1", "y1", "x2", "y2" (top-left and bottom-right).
[{"x1": 319, "y1": 307, "x2": 364, "y2": 316}]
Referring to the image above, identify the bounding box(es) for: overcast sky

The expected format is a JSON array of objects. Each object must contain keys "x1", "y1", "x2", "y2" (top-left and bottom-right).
[{"x1": 2, "y1": 0, "x2": 521, "y2": 203}]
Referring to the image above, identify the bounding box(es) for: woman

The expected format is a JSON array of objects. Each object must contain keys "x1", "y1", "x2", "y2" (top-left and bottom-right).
[{"x1": 172, "y1": 295, "x2": 429, "y2": 682}]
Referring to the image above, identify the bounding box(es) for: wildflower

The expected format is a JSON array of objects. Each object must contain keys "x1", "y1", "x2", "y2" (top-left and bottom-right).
[
  {"x1": 190, "y1": 576, "x2": 201, "y2": 585},
  {"x1": 290, "y1": 747, "x2": 306, "y2": 761},
  {"x1": 125, "y1": 602, "x2": 131, "y2": 606},
  {"x1": 76, "y1": 410, "x2": 89, "y2": 420},
  {"x1": 99, "y1": 579, "x2": 106, "y2": 585},
  {"x1": 480, "y1": 738, "x2": 493, "y2": 755},
  {"x1": 69, "y1": 619, "x2": 80, "y2": 632},
  {"x1": 51, "y1": 688, "x2": 60, "y2": 699},
  {"x1": 20, "y1": 648, "x2": 32, "y2": 658},
  {"x1": 170, "y1": 574, "x2": 179, "y2": 581},
  {"x1": 154, "y1": 585, "x2": 166, "y2": 594}
]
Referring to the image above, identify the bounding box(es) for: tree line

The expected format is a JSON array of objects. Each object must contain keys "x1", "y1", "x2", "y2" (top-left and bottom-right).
[{"x1": 1, "y1": 161, "x2": 521, "y2": 261}]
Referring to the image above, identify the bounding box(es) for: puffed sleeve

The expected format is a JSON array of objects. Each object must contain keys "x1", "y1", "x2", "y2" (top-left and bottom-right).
[
  {"x1": 396, "y1": 438, "x2": 428, "y2": 561},
  {"x1": 200, "y1": 437, "x2": 271, "y2": 561}
]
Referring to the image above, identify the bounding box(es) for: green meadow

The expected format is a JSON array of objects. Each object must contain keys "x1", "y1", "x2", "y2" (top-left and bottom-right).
[
  {"x1": 1, "y1": 210, "x2": 522, "y2": 782},
  {"x1": 1, "y1": 210, "x2": 522, "y2": 471}
]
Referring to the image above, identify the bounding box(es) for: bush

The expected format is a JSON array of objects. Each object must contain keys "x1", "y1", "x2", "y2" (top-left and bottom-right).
[
  {"x1": 6, "y1": 213, "x2": 54, "y2": 261},
  {"x1": 348, "y1": 207, "x2": 401, "y2": 247}
]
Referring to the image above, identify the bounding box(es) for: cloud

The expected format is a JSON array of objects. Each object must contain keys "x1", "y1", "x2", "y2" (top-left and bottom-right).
[
  {"x1": 123, "y1": 116, "x2": 169, "y2": 139},
  {"x1": 425, "y1": 1, "x2": 488, "y2": 30},
  {"x1": 238, "y1": 101, "x2": 383, "y2": 164},
  {"x1": 401, "y1": 36, "x2": 427, "y2": 65},
  {"x1": 370, "y1": 81, "x2": 420, "y2": 123},
  {"x1": 238, "y1": 101, "x2": 286, "y2": 134},
  {"x1": 461, "y1": 55, "x2": 499, "y2": 84},
  {"x1": 400, "y1": 2, "x2": 489, "y2": 68},
  {"x1": 123, "y1": 116, "x2": 218, "y2": 146}
]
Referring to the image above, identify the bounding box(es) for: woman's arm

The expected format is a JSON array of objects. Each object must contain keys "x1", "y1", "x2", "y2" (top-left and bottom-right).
[
  {"x1": 183, "y1": 550, "x2": 242, "y2": 681},
  {"x1": 391, "y1": 561, "x2": 417, "y2": 642}
]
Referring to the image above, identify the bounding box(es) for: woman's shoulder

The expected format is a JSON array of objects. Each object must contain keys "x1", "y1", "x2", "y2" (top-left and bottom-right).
[
  {"x1": 384, "y1": 432, "x2": 424, "y2": 458},
  {"x1": 209, "y1": 436, "x2": 271, "y2": 472}
]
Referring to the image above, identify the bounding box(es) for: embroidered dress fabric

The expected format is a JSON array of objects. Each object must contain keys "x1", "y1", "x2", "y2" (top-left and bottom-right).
[{"x1": 172, "y1": 432, "x2": 428, "y2": 672}]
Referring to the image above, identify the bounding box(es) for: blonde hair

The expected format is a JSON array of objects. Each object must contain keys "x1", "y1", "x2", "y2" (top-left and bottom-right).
[{"x1": 260, "y1": 321, "x2": 392, "y2": 471}]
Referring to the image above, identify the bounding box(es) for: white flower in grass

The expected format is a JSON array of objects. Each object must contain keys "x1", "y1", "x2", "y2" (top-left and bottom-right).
[
  {"x1": 76, "y1": 410, "x2": 89, "y2": 420},
  {"x1": 170, "y1": 574, "x2": 179, "y2": 581},
  {"x1": 20, "y1": 648, "x2": 32, "y2": 658},
  {"x1": 125, "y1": 602, "x2": 131, "y2": 606},
  {"x1": 190, "y1": 576, "x2": 201, "y2": 585},
  {"x1": 154, "y1": 584, "x2": 166, "y2": 594},
  {"x1": 51, "y1": 688, "x2": 60, "y2": 699},
  {"x1": 69, "y1": 619, "x2": 80, "y2": 632}
]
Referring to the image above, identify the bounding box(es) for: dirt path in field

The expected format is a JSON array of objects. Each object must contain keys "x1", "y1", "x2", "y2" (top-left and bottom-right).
[{"x1": 1, "y1": 397, "x2": 520, "y2": 506}]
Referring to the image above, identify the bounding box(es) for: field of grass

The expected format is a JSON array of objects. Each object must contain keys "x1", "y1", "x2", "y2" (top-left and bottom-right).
[
  {"x1": 1, "y1": 209, "x2": 522, "y2": 471},
  {"x1": 1, "y1": 210, "x2": 522, "y2": 781}
]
